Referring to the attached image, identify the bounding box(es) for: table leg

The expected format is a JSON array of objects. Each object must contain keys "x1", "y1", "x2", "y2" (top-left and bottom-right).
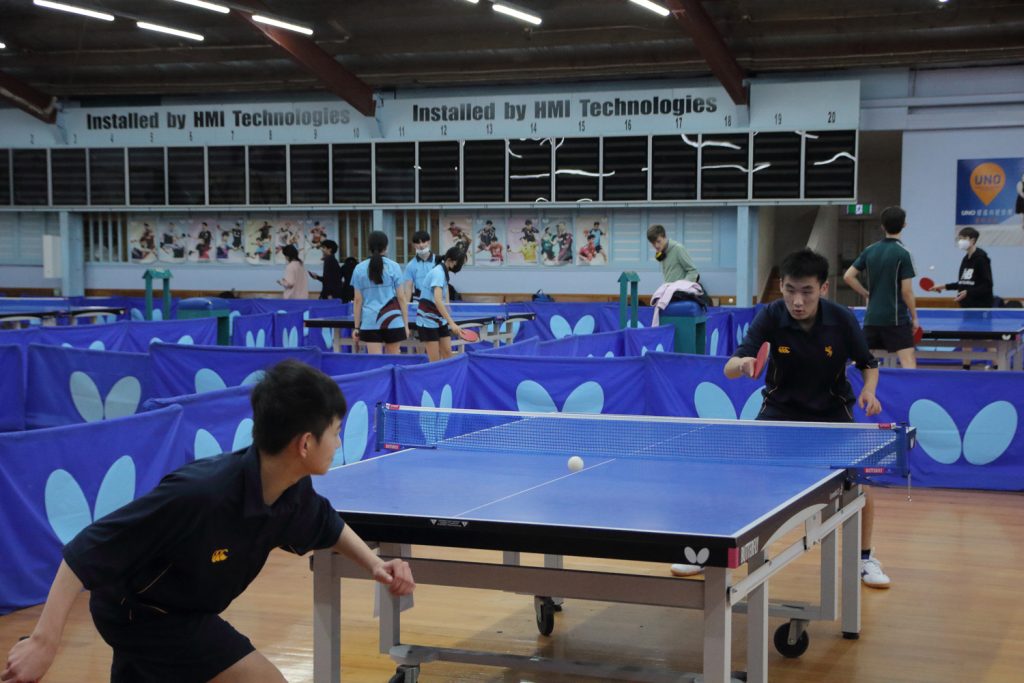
[
  {"x1": 332, "y1": 329, "x2": 341, "y2": 354},
  {"x1": 703, "y1": 566, "x2": 732, "y2": 683},
  {"x1": 745, "y1": 552, "x2": 768, "y2": 683},
  {"x1": 841, "y1": 503, "x2": 862, "y2": 638},
  {"x1": 312, "y1": 550, "x2": 340, "y2": 683}
]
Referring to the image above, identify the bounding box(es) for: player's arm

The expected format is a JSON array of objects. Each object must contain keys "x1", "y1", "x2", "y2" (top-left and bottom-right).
[
  {"x1": 2, "y1": 561, "x2": 83, "y2": 683},
  {"x1": 674, "y1": 244, "x2": 700, "y2": 282},
  {"x1": 843, "y1": 265, "x2": 870, "y2": 300},
  {"x1": 331, "y1": 525, "x2": 414, "y2": 596},
  {"x1": 395, "y1": 273, "x2": 410, "y2": 333},
  {"x1": 846, "y1": 312, "x2": 882, "y2": 416},
  {"x1": 433, "y1": 286, "x2": 461, "y2": 337},
  {"x1": 352, "y1": 289, "x2": 363, "y2": 340},
  {"x1": 858, "y1": 366, "x2": 882, "y2": 416},
  {"x1": 900, "y1": 278, "x2": 918, "y2": 329}
]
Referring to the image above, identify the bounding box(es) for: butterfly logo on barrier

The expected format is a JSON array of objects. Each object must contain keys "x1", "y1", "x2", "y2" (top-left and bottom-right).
[
  {"x1": 420, "y1": 385, "x2": 454, "y2": 442},
  {"x1": 228, "y1": 311, "x2": 241, "y2": 336},
  {"x1": 516, "y1": 380, "x2": 604, "y2": 414},
  {"x1": 640, "y1": 344, "x2": 665, "y2": 356},
  {"x1": 69, "y1": 371, "x2": 142, "y2": 423},
  {"x1": 333, "y1": 400, "x2": 369, "y2": 467},
  {"x1": 280, "y1": 327, "x2": 300, "y2": 348},
  {"x1": 908, "y1": 399, "x2": 1017, "y2": 465},
  {"x1": 149, "y1": 335, "x2": 195, "y2": 346},
  {"x1": 587, "y1": 351, "x2": 616, "y2": 358},
  {"x1": 45, "y1": 455, "x2": 135, "y2": 544},
  {"x1": 693, "y1": 382, "x2": 762, "y2": 421},
  {"x1": 684, "y1": 547, "x2": 710, "y2": 566},
  {"x1": 194, "y1": 419, "x2": 254, "y2": 460},
  {"x1": 549, "y1": 315, "x2": 595, "y2": 339},
  {"x1": 194, "y1": 368, "x2": 265, "y2": 394},
  {"x1": 735, "y1": 322, "x2": 751, "y2": 343},
  {"x1": 624, "y1": 319, "x2": 645, "y2": 329},
  {"x1": 245, "y1": 330, "x2": 267, "y2": 348},
  {"x1": 62, "y1": 341, "x2": 106, "y2": 351},
  {"x1": 708, "y1": 329, "x2": 721, "y2": 356},
  {"x1": 131, "y1": 308, "x2": 162, "y2": 322}
]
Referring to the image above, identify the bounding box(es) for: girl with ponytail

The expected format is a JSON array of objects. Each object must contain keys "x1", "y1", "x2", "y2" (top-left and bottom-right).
[
  {"x1": 351, "y1": 231, "x2": 409, "y2": 354},
  {"x1": 415, "y1": 246, "x2": 468, "y2": 361}
]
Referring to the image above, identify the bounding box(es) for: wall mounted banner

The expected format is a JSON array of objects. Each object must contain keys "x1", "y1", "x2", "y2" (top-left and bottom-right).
[{"x1": 956, "y1": 157, "x2": 1024, "y2": 247}]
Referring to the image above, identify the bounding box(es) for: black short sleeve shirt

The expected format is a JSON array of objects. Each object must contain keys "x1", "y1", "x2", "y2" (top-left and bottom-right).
[
  {"x1": 734, "y1": 299, "x2": 878, "y2": 419},
  {"x1": 63, "y1": 446, "x2": 345, "y2": 619}
]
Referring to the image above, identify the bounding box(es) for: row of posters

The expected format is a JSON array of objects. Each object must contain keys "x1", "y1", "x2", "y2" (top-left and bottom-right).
[
  {"x1": 128, "y1": 217, "x2": 337, "y2": 265},
  {"x1": 440, "y1": 215, "x2": 610, "y2": 266}
]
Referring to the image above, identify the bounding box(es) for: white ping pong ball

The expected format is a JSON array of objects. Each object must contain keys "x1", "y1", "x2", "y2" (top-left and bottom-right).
[
  {"x1": 568, "y1": 455, "x2": 584, "y2": 472},
  {"x1": 929, "y1": 265, "x2": 936, "y2": 270}
]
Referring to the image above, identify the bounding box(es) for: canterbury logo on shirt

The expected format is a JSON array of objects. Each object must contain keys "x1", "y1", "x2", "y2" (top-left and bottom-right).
[
  {"x1": 825, "y1": 346, "x2": 833, "y2": 357},
  {"x1": 211, "y1": 549, "x2": 230, "y2": 563},
  {"x1": 778, "y1": 346, "x2": 791, "y2": 354}
]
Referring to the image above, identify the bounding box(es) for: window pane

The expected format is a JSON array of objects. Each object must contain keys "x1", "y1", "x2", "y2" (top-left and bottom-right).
[
  {"x1": 208, "y1": 146, "x2": 245, "y2": 205},
  {"x1": 418, "y1": 141, "x2": 459, "y2": 203},
  {"x1": 51, "y1": 149, "x2": 88, "y2": 205},
  {"x1": 290, "y1": 145, "x2": 329, "y2": 204},
  {"x1": 652, "y1": 135, "x2": 698, "y2": 200},
  {"x1": 168, "y1": 147, "x2": 205, "y2": 205},
  {"x1": 805, "y1": 131, "x2": 857, "y2": 199},
  {"x1": 700, "y1": 133, "x2": 749, "y2": 200},
  {"x1": 508, "y1": 138, "x2": 550, "y2": 202},
  {"x1": 752, "y1": 132, "x2": 801, "y2": 199},
  {"x1": 332, "y1": 144, "x2": 372, "y2": 203},
  {"x1": 89, "y1": 148, "x2": 126, "y2": 205},
  {"x1": 248, "y1": 145, "x2": 286, "y2": 205},
  {"x1": 0, "y1": 150, "x2": 9, "y2": 205},
  {"x1": 463, "y1": 140, "x2": 504, "y2": 202},
  {"x1": 602, "y1": 136, "x2": 648, "y2": 201},
  {"x1": 375, "y1": 142, "x2": 415, "y2": 203},
  {"x1": 13, "y1": 149, "x2": 48, "y2": 205},
  {"x1": 128, "y1": 148, "x2": 166, "y2": 205},
  {"x1": 555, "y1": 137, "x2": 599, "y2": 202}
]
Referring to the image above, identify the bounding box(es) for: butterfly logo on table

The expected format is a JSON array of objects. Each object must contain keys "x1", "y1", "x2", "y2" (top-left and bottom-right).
[
  {"x1": 516, "y1": 380, "x2": 604, "y2": 414},
  {"x1": 693, "y1": 382, "x2": 762, "y2": 421},
  {"x1": 69, "y1": 371, "x2": 142, "y2": 422},
  {"x1": 333, "y1": 400, "x2": 370, "y2": 467},
  {"x1": 549, "y1": 315, "x2": 595, "y2": 340},
  {"x1": 909, "y1": 399, "x2": 1017, "y2": 465},
  {"x1": 194, "y1": 418, "x2": 254, "y2": 460},
  {"x1": 45, "y1": 455, "x2": 135, "y2": 544},
  {"x1": 683, "y1": 547, "x2": 710, "y2": 567},
  {"x1": 194, "y1": 368, "x2": 265, "y2": 394}
]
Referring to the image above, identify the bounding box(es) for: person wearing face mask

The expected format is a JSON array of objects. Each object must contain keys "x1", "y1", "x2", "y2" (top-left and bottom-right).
[
  {"x1": 403, "y1": 231, "x2": 438, "y2": 303},
  {"x1": 928, "y1": 227, "x2": 994, "y2": 308},
  {"x1": 415, "y1": 246, "x2": 468, "y2": 362}
]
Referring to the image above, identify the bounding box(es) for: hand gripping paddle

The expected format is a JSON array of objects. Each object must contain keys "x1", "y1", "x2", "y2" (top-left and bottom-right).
[{"x1": 751, "y1": 341, "x2": 770, "y2": 379}]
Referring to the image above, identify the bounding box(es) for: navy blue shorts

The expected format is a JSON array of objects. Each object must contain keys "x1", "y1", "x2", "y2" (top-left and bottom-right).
[
  {"x1": 92, "y1": 597, "x2": 254, "y2": 683},
  {"x1": 416, "y1": 325, "x2": 450, "y2": 342}
]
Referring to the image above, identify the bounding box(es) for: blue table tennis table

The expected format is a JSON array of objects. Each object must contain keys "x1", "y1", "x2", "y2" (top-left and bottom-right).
[
  {"x1": 305, "y1": 302, "x2": 535, "y2": 353},
  {"x1": 311, "y1": 405, "x2": 913, "y2": 683},
  {"x1": 853, "y1": 307, "x2": 1024, "y2": 370},
  {"x1": 0, "y1": 299, "x2": 125, "y2": 329}
]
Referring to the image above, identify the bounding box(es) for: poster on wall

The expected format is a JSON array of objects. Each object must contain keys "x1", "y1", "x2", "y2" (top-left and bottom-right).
[
  {"x1": 473, "y1": 217, "x2": 505, "y2": 266},
  {"x1": 244, "y1": 219, "x2": 276, "y2": 265},
  {"x1": 575, "y1": 216, "x2": 610, "y2": 266},
  {"x1": 506, "y1": 215, "x2": 539, "y2": 266},
  {"x1": 540, "y1": 216, "x2": 574, "y2": 266},
  {"x1": 156, "y1": 218, "x2": 189, "y2": 263},
  {"x1": 241, "y1": 216, "x2": 337, "y2": 266},
  {"x1": 956, "y1": 158, "x2": 1024, "y2": 247},
  {"x1": 127, "y1": 220, "x2": 158, "y2": 264},
  {"x1": 440, "y1": 214, "x2": 474, "y2": 264}
]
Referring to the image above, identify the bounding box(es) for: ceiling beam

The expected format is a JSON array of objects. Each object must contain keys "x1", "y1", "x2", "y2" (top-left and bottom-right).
[
  {"x1": 665, "y1": 0, "x2": 747, "y2": 106},
  {"x1": 232, "y1": 3, "x2": 375, "y2": 117},
  {"x1": 0, "y1": 70, "x2": 57, "y2": 124}
]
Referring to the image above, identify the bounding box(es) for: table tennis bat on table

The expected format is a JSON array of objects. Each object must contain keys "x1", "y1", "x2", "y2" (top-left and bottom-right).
[
  {"x1": 919, "y1": 277, "x2": 935, "y2": 291},
  {"x1": 751, "y1": 341, "x2": 770, "y2": 379}
]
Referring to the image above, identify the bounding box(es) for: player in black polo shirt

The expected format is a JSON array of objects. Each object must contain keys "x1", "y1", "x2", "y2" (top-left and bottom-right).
[
  {"x1": 3, "y1": 361, "x2": 414, "y2": 683},
  {"x1": 723, "y1": 249, "x2": 891, "y2": 589}
]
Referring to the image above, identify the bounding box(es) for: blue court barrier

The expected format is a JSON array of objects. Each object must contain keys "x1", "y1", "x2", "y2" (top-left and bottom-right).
[
  {"x1": 148, "y1": 342, "x2": 321, "y2": 397},
  {"x1": 25, "y1": 345, "x2": 152, "y2": 430},
  {"x1": 643, "y1": 352, "x2": 764, "y2": 420},
  {"x1": 231, "y1": 312, "x2": 276, "y2": 348},
  {"x1": 332, "y1": 367, "x2": 394, "y2": 466},
  {"x1": 145, "y1": 384, "x2": 254, "y2": 462},
  {"x1": 321, "y1": 352, "x2": 427, "y2": 376},
  {"x1": 470, "y1": 336, "x2": 541, "y2": 356},
  {"x1": 466, "y1": 354, "x2": 647, "y2": 415},
  {"x1": 848, "y1": 367, "x2": 1024, "y2": 491},
  {"x1": 0, "y1": 345, "x2": 25, "y2": 432},
  {"x1": 705, "y1": 309, "x2": 734, "y2": 356},
  {"x1": 393, "y1": 355, "x2": 470, "y2": 412},
  {"x1": 623, "y1": 325, "x2": 676, "y2": 357},
  {"x1": 121, "y1": 318, "x2": 218, "y2": 352},
  {"x1": 0, "y1": 406, "x2": 187, "y2": 614}
]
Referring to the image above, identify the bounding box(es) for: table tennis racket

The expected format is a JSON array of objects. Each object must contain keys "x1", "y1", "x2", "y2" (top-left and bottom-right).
[
  {"x1": 913, "y1": 325, "x2": 924, "y2": 344},
  {"x1": 751, "y1": 341, "x2": 770, "y2": 379},
  {"x1": 919, "y1": 277, "x2": 935, "y2": 291},
  {"x1": 458, "y1": 328, "x2": 480, "y2": 342}
]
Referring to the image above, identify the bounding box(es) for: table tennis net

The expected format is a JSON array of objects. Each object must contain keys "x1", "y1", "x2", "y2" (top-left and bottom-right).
[{"x1": 376, "y1": 404, "x2": 910, "y2": 474}]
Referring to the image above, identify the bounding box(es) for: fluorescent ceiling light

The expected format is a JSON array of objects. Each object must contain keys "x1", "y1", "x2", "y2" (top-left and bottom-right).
[
  {"x1": 137, "y1": 21, "x2": 204, "y2": 41},
  {"x1": 166, "y1": 0, "x2": 230, "y2": 14},
  {"x1": 492, "y1": 2, "x2": 542, "y2": 25},
  {"x1": 0, "y1": 42, "x2": 6, "y2": 49},
  {"x1": 628, "y1": 0, "x2": 670, "y2": 17},
  {"x1": 460, "y1": 0, "x2": 480, "y2": 3},
  {"x1": 251, "y1": 14, "x2": 314, "y2": 36},
  {"x1": 33, "y1": 0, "x2": 114, "y2": 21}
]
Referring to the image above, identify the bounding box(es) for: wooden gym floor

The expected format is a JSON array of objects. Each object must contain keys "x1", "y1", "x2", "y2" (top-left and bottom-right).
[{"x1": 2, "y1": 486, "x2": 1023, "y2": 682}]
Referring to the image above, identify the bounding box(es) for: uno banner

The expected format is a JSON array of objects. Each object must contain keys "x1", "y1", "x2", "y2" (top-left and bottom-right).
[{"x1": 956, "y1": 158, "x2": 1024, "y2": 247}]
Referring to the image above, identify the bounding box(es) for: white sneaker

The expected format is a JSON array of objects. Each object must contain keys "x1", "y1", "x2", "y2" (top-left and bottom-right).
[
  {"x1": 670, "y1": 563, "x2": 704, "y2": 577},
  {"x1": 860, "y1": 556, "x2": 890, "y2": 588}
]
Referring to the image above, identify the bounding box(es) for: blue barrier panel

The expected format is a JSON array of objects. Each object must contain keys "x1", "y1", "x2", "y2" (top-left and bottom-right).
[
  {"x1": 124, "y1": 297, "x2": 179, "y2": 322},
  {"x1": 393, "y1": 355, "x2": 469, "y2": 412},
  {"x1": 321, "y1": 352, "x2": 427, "y2": 376},
  {"x1": 848, "y1": 367, "x2": 1024, "y2": 491},
  {"x1": 145, "y1": 384, "x2": 253, "y2": 462},
  {"x1": 25, "y1": 345, "x2": 151, "y2": 429},
  {"x1": 705, "y1": 309, "x2": 733, "y2": 357},
  {"x1": 469, "y1": 336, "x2": 541, "y2": 356},
  {"x1": 273, "y1": 311, "x2": 307, "y2": 349},
  {"x1": 231, "y1": 313, "x2": 276, "y2": 348},
  {"x1": 121, "y1": 318, "x2": 218, "y2": 352},
  {"x1": 536, "y1": 336, "x2": 579, "y2": 357},
  {"x1": 0, "y1": 406, "x2": 187, "y2": 614},
  {"x1": 623, "y1": 326, "x2": 676, "y2": 357},
  {"x1": 332, "y1": 367, "x2": 395, "y2": 465},
  {"x1": 149, "y1": 342, "x2": 321, "y2": 397},
  {"x1": 728, "y1": 306, "x2": 761, "y2": 356},
  {"x1": 642, "y1": 352, "x2": 764, "y2": 420},
  {"x1": 33, "y1": 322, "x2": 127, "y2": 351},
  {"x1": 466, "y1": 354, "x2": 647, "y2": 415},
  {"x1": 0, "y1": 345, "x2": 25, "y2": 431}
]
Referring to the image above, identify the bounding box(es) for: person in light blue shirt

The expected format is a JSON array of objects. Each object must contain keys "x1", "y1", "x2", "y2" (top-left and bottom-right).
[
  {"x1": 416, "y1": 246, "x2": 467, "y2": 362},
  {"x1": 403, "y1": 230, "x2": 438, "y2": 302},
  {"x1": 351, "y1": 231, "x2": 408, "y2": 354}
]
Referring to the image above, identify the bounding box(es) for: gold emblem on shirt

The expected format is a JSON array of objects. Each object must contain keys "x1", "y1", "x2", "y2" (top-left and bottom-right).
[
  {"x1": 211, "y1": 549, "x2": 230, "y2": 563},
  {"x1": 825, "y1": 346, "x2": 833, "y2": 357},
  {"x1": 778, "y1": 346, "x2": 791, "y2": 354}
]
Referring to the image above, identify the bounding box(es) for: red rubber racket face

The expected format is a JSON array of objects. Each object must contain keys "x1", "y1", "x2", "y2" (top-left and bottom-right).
[
  {"x1": 919, "y1": 277, "x2": 935, "y2": 291},
  {"x1": 752, "y1": 341, "x2": 770, "y2": 379},
  {"x1": 459, "y1": 328, "x2": 480, "y2": 342},
  {"x1": 914, "y1": 325, "x2": 924, "y2": 344}
]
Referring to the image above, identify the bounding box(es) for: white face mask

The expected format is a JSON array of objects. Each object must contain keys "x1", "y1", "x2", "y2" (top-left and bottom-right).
[
  {"x1": 957, "y1": 239, "x2": 972, "y2": 251},
  {"x1": 416, "y1": 248, "x2": 431, "y2": 258}
]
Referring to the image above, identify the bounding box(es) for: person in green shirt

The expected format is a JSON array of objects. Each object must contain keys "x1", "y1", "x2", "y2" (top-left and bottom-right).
[
  {"x1": 842, "y1": 206, "x2": 919, "y2": 369},
  {"x1": 646, "y1": 224, "x2": 700, "y2": 283}
]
